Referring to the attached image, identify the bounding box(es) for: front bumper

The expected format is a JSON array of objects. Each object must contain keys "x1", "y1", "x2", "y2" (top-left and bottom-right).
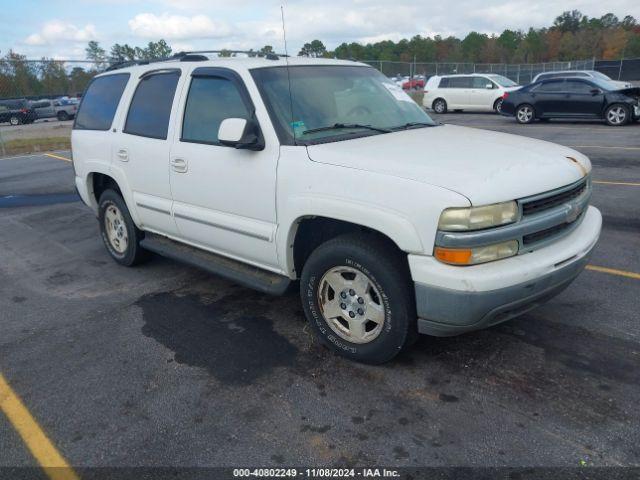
[{"x1": 410, "y1": 205, "x2": 601, "y2": 336}]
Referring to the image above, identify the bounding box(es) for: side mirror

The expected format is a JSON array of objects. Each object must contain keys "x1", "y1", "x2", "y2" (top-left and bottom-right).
[
  {"x1": 218, "y1": 118, "x2": 264, "y2": 151},
  {"x1": 590, "y1": 88, "x2": 602, "y2": 96},
  {"x1": 485, "y1": 83, "x2": 493, "y2": 89}
]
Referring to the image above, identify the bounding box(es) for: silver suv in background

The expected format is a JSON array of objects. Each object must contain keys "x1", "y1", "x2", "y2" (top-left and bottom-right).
[{"x1": 532, "y1": 70, "x2": 632, "y2": 90}]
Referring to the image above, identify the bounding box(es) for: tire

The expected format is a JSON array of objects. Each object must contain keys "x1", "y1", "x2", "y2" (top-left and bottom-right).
[
  {"x1": 98, "y1": 189, "x2": 149, "y2": 266},
  {"x1": 604, "y1": 104, "x2": 630, "y2": 126},
  {"x1": 515, "y1": 104, "x2": 535, "y2": 124},
  {"x1": 432, "y1": 98, "x2": 447, "y2": 114},
  {"x1": 493, "y1": 98, "x2": 504, "y2": 114},
  {"x1": 9, "y1": 115, "x2": 21, "y2": 126},
  {"x1": 300, "y1": 233, "x2": 417, "y2": 364},
  {"x1": 57, "y1": 111, "x2": 69, "y2": 121}
]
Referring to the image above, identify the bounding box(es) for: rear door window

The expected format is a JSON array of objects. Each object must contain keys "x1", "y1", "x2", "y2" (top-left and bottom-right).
[
  {"x1": 75, "y1": 73, "x2": 130, "y2": 130},
  {"x1": 124, "y1": 70, "x2": 181, "y2": 140},
  {"x1": 534, "y1": 80, "x2": 565, "y2": 92}
]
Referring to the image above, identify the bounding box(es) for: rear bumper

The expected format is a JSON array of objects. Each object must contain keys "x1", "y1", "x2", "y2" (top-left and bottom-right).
[{"x1": 411, "y1": 206, "x2": 601, "y2": 336}]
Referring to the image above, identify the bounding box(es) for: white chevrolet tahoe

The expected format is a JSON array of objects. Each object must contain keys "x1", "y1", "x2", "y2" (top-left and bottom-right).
[{"x1": 71, "y1": 56, "x2": 602, "y2": 364}]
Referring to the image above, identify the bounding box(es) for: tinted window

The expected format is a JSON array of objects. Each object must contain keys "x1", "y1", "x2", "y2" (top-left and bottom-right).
[
  {"x1": 182, "y1": 76, "x2": 251, "y2": 145},
  {"x1": 535, "y1": 80, "x2": 565, "y2": 92},
  {"x1": 438, "y1": 78, "x2": 450, "y2": 88},
  {"x1": 75, "y1": 73, "x2": 129, "y2": 130},
  {"x1": 449, "y1": 77, "x2": 473, "y2": 88},
  {"x1": 124, "y1": 71, "x2": 180, "y2": 139},
  {"x1": 565, "y1": 80, "x2": 595, "y2": 93}
]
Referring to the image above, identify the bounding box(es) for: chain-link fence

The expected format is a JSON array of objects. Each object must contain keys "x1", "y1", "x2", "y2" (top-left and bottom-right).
[
  {"x1": 364, "y1": 58, "x2": 640, "y2": 85},
  {"x1": 364, "y1": 59, "x2": 599, "y2": 84}
]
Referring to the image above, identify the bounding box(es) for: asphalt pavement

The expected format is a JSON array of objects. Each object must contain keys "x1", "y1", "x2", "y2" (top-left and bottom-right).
[{"x1": 0, "y1": 114, "x2": 639, "y2": 475}]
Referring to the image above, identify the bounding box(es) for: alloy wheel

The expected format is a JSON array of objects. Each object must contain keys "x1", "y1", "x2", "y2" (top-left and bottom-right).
[
  {"x1": 517, "y1": 106, "x2": 533, "y2": 123},
  {"x1": 317, "y1": 266, "x2": 385, "y2": 344},
  {"x1": 104, "y1": 203, "x2": 129, "y2": 254},
  {"x1": 607, "y1": 106, "x2": 627, "y2": 125}
]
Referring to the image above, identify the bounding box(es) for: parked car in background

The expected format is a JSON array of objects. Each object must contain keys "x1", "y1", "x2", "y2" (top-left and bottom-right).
[
  {"x1": 72, "y1": 57, "x2": 601, "y2": 364},
  {"x1": 532, "y1": 70, "x2": 632, "y2": 90},
  {"x1": 402, "y1": 75, "x2": 426, "y2": 90},
  {"x1": 501, "y1": 77, "x2": 640, "y2": 126},
  {"x1": 30, "y1": 98, "x2": 77, "y2": 121},
  {"x1": 423, "y1": 74, "x2": 521, "y2": 113},
  {"x1": 0, "y1": 99, "x2": 37, "y2": 125}
]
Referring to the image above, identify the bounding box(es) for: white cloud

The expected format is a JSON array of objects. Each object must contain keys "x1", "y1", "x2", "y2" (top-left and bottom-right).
[
  {"x1": 128, "y1": 13, "x2": 233, "y2": 40},
  {"x1": 24, "y1": 21, "x2": 97, "y2": 46}
]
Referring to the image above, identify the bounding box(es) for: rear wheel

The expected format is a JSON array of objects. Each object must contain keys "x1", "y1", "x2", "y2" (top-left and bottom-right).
[
  {"x1": 493, "y1": 97, "x2": 504, "y2": 114},
  {"x1": 604, "y1": 104, "x2": 629, "y2": 126},
  {"x1": 98, "y1": 190, "x2": 149, "y2": 266},
  {"x1": 515, "y1": 104, "x2": 535, "y2": 124},
  {"x1": 57, "y1": 111, "x2": 70, "y2": 121},
  {"x1": 432, "y1": 98, "x2": 447, "y2": 114},
  {"x1": 300, "y1": 233, "x2": 417, "y2": 364}
]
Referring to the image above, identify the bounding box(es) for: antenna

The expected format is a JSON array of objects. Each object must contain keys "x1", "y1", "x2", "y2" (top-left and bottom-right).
[{"x1": 281, "y1": 5, "x2": 296, "y2": 144}]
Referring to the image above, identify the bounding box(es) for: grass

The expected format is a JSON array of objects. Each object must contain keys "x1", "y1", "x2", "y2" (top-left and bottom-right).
[{"x1": 0, "y1": 137, "x2": 71, "y2": 157}]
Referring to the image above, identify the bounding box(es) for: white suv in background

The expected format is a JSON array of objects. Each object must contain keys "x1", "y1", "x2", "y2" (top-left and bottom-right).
[
  {"x1": 423, "y1": 74, "x2": 521, "y2": 114},
  {"x1": 71, "y1": 57, "x2": 600, "y2": 364}
]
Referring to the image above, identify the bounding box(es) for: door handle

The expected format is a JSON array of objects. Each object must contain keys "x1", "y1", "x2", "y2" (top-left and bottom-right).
[
  {"x1": 171, "y1": 158, "x2": 188, "y2": 173},
  {"x1": 116, "y1": 149, "x2": 128, "y2": 162}
]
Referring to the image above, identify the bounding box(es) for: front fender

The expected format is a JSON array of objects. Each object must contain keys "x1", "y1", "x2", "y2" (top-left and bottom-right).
[{"x1": 277, "y1": 195, "x2": 424, "y2": 277}]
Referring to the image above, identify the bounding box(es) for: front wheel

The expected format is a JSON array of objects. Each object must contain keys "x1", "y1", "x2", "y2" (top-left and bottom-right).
[
  {"x1": 515, "y1": 104, "x2": 535, "y2": 124},
  {"x1": 300, "y1": 234, "x2": 417, "y2": 364},
  {"x1": 9, "y1": 115, "x2": 21, "y2": 126},
  {"x1": 57, "y1": 111, "x2": 70, "y2": 121},
  {"x1": 604, "y1": 104, "x2": 629, "y2": 126},
  {"x1": 98, "y1": 190, "x2": 149, "y2": 266}
]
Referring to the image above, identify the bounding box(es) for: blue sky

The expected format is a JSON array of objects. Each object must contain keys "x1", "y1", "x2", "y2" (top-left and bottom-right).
[{"x1": 2, "y1": 0, "x2": 639, "y2": 60}]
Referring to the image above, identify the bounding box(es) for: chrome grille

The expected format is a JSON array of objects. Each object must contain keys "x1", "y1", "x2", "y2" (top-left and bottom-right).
[{"x1": 521, "y1": 178, "x2": 588, "y2": 216}]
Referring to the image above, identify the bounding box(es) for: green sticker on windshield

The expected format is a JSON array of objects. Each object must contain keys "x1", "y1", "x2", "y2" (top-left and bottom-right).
[{"x1": 290, "y1": 120, "x2": 306, "y2": 136}]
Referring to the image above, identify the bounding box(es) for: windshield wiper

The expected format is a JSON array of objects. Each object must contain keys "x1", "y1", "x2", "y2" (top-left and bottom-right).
[
  {"x1": 302, "y1": 123, "x2": 391, "y2": 135},
  {"x1": 390, "y1": 121, "x2": 435, "y2": 130}
]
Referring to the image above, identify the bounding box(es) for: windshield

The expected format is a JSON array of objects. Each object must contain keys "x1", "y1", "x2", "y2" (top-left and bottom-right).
[
  {"x1": 590, "y1": 78, "x2": 620, "y2": 91},
  {"x1": 251, "y1": 65, "x2": 436, "y2": 145},
  {"x1": 488, "y1": 74, "x2": 518, "y2": 87},
  {"x1": 591, "y1": 71, "x2": 613, "y2": 81}
]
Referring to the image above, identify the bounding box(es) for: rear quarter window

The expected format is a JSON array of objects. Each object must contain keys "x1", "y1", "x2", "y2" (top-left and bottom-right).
[
  {"x1": 74, "y1": 73, "x2": 130, "y2": 131},
  {"x1": 438, "y1": 78, "x2": 450, "y2": 88}
]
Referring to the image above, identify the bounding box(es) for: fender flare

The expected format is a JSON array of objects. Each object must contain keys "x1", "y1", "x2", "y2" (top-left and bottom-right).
[{"x1": 277, "y1": 195, "x2": 424, "y2": 276}]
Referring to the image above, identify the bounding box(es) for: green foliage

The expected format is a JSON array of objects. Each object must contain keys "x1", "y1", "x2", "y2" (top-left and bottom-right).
[{"x1": 329, "y1": 11, "x2": 640, "y2": 63}]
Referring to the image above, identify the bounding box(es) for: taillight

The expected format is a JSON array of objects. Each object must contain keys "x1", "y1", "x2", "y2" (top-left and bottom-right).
[
  {"x1": 20, "y1": 108, "x2": 28, "y2": 113},
  {"x1": 423, "y1": 90, "x2": 429, "y2": 94},
  {"x1": 502, "y1": 92, "x2": 509, "y2": 99}
]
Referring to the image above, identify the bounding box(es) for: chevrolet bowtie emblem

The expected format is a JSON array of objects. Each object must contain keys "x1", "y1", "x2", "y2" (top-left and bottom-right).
[{"x1": 566, "y1": 156, "x2": 587, "y2": 177}]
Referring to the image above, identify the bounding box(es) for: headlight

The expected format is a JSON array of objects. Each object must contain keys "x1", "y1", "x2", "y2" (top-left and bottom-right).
[
  {"x1": 438, "y1": 201, "x2": 519, "y2": 231},
  {"x1": 434, "y1": 240, "x2": 519, "y2": 265}
]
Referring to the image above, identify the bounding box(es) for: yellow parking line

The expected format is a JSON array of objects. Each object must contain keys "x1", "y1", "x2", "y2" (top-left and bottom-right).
[
  {"x1": 0, "y1": 374, "x2": 79, "y2": 480},
  {"x1": 593, "y1": 180, "x2": 640, "y2": 186},
  {"x1": 586, "y1": 265, "x2": 640, "y2": 280},
  {"x1": 44, "y1": 153, "x2": 72, "y2": 163}
]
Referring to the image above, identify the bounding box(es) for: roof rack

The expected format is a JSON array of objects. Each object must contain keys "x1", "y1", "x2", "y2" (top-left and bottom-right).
[{"x1": 104, "y1": 50, "x2": 289, "y2": 71}]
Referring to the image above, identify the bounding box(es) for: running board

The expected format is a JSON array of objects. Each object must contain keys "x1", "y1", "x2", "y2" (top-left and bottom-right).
[{"x1": 140, "y1": 233, "x2": 291, "y2": 295}]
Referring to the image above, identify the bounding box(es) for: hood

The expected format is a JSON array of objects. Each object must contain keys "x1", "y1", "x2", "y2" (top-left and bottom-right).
[
  {"x1": 614, "y1": 86, "x2": 640, "y2": 98},
  {"x1": 305, "y1": 124, "x2": 591, "y2": 205},
  {"x1": 612, "y1": 80, "x2": 633, "y2": 89}
]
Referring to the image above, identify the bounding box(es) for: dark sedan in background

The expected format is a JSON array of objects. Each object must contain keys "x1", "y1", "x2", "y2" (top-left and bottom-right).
[{"x1": 500, "y1": 77, "x2": 640, "y2": 126}]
